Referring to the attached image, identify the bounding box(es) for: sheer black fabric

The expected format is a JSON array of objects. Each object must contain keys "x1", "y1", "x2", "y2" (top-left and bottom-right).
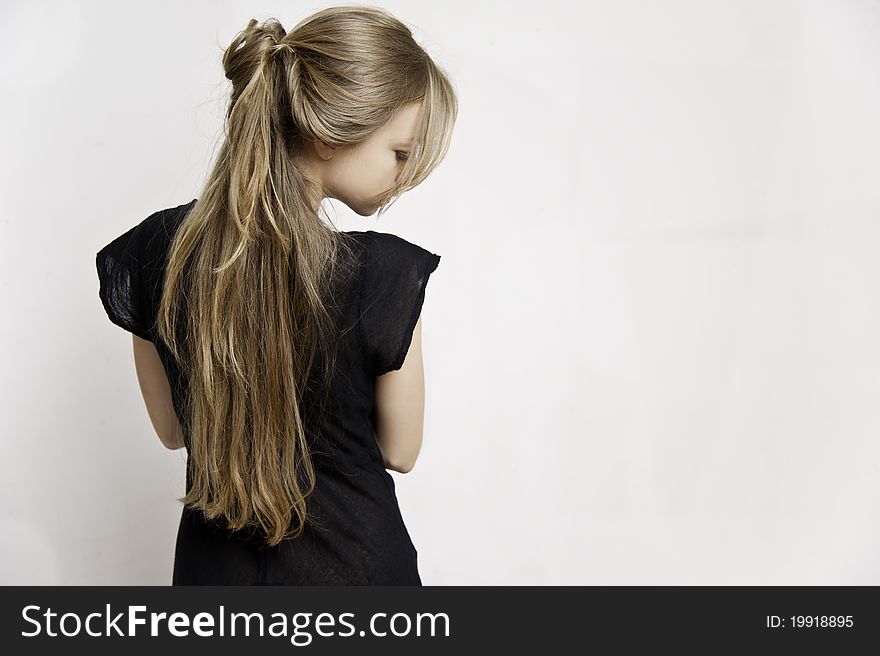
[
  {"x1": 360, "y1": 231, "x2": 441, "y2": 376},
  {"x1": 95, "y1": 199, "x2": 441, "y2": 585}
]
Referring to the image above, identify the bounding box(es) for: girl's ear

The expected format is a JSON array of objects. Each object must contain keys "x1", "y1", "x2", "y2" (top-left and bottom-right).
[{"x1": 309, "y1": 138, "x2": 336, "y2": 161}]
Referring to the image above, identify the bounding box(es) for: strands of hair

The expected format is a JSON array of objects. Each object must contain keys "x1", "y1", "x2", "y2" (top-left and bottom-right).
[{"x1": 154, "y1": 6, "x2": 458, "y2": 547}]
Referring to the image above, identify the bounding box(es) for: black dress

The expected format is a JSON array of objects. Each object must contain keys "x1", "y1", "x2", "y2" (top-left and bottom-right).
[{"x1": 95, "y1": 199, "x2": 441, "y2": 585}]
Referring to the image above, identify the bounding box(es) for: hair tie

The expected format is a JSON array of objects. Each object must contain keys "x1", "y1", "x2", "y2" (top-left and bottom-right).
[{"x1": 271, "y1": 40, "x2": 296, "y2": 59}]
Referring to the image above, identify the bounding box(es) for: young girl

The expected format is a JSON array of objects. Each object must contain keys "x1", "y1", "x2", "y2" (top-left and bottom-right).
[{"x1": 95, "y1": 6, "x2": 457, "y2": 585}]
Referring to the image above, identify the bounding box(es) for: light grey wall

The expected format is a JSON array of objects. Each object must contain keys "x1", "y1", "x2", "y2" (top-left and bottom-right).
[{"x1": 2, "y1": 0, "x2": 879, "y2": 584}]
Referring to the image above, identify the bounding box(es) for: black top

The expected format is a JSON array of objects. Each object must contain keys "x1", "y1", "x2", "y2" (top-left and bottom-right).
[{"x1": 95, "y1": 199, "x2": 441, "y2": 585}]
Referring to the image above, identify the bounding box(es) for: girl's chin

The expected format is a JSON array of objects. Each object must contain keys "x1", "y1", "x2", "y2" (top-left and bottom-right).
[{"x1": 350, "y1": 203, "x2": 378, "y2": 217}]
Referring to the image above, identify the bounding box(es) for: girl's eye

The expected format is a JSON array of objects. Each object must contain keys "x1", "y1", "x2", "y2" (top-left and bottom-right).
[{"x1": 396, "y1": 151, "x2": 410, "y2": 162}]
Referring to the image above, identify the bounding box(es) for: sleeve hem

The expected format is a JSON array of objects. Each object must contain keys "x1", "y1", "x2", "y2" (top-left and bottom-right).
[
  {"x1": 96, "y1": 250, "x2": 154, "y2": 342},
  {"x1": 383, "y1": 252, "x2": 441, "y2": 375}
]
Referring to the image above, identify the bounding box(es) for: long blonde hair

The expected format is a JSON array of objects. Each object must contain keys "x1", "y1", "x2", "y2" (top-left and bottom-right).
[{"x1": 156, "y1": 6, "x2": 458, "y2": 547}]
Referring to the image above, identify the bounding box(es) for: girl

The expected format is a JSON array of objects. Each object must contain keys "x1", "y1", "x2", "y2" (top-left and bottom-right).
[{"x1": 95, "y1": 6, "x2": 457, "y2": 585}]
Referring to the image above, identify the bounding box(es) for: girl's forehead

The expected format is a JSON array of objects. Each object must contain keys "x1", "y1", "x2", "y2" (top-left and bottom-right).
[{"x1": 383, "y1": 103, "x2": 421, "y2": 137}]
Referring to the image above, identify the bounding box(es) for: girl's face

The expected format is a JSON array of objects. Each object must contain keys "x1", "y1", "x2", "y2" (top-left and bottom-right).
[{"x1": 313, "y1": 101, "x2": 422, "y2": 216}]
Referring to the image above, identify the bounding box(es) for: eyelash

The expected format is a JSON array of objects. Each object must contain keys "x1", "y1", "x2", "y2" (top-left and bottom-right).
[{"x1": 396, "y1": 151, "x2": 410, "y2": 162}]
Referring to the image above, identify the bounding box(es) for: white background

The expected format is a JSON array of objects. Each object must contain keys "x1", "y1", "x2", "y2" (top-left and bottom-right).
[{"x1": 1, "y1": 0, "x2": 879, "y2": 584}]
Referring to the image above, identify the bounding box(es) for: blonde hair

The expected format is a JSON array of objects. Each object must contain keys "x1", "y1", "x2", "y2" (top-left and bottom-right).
[{"x1": 156, "y1": 5, "x2": 457, "y2": 547}]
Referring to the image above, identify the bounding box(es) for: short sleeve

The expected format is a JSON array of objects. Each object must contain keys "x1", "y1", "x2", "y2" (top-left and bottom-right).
[
  {"x1": 359, "y1": 232, "x2": 441, "y2": 377},
  {"x1": 95, "y1": 219, "x2": 154, "y2": 342}
]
